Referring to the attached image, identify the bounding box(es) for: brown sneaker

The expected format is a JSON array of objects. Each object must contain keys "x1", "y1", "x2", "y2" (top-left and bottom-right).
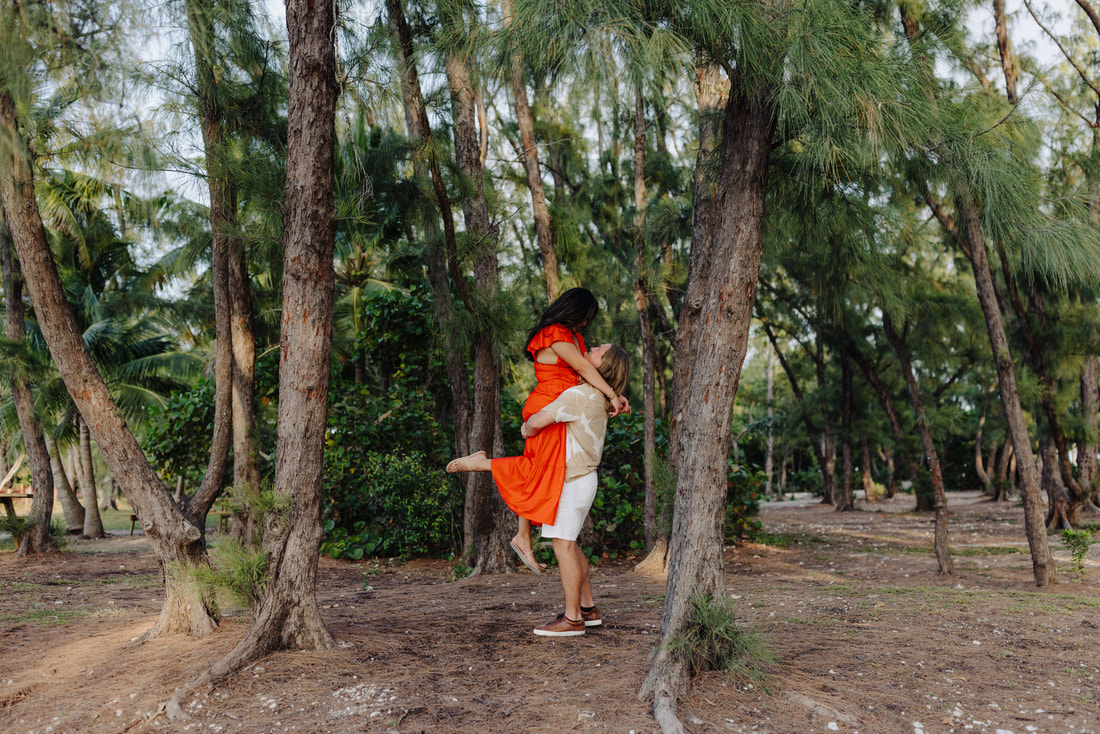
[
  {"x1": 581, "y1": 606, "x2": 602, "y2": 627},
  {"x1": 533, "y1": 613, "x2": 585, "y2": 637}
]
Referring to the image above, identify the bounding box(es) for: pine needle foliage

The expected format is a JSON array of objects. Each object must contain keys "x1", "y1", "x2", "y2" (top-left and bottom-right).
[
  {"x1": 188, "y1": 538, "x2": 269, "y2": 611},
  {"x1": 666, "y1": 592, "x2": 775, "y2": 681}
]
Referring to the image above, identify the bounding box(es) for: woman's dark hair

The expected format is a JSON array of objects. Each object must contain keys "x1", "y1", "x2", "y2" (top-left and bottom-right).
[{"x1": 524, "y1": 288, "x2": 599, "y2": 359}]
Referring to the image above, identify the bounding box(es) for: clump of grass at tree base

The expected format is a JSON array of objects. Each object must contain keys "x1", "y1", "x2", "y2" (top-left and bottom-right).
[
  {"x1": 0, "y1": 516, "x2": 68, "y2": 550},
  {"x1": 667, "y1": 592, "x2": 775, "y2": 681},
  {"x1": 1062, "y1": 528, "x2": 1093, "y2": 580},
  {"x1": 186, "y1": 539, "x2": 269, "y2": 611}
]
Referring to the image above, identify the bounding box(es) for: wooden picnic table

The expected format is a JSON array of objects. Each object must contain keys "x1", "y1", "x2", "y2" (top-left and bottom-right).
[{"x1": 0, "y1": 493, "x2": 33, "y2": 520}]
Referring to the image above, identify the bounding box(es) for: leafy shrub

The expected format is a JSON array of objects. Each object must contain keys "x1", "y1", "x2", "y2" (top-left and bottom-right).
[
  {"x1": 726, "y1": 463, "x2": 763, "y2": 542},
  {"x1": 322, "y1": 450, "x2": 460, "y2": 559}
]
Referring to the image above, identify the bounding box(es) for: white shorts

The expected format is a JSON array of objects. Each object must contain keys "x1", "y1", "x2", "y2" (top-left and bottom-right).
[{"x1": 539, "y1": 472, "x2": 598, "y2": 542}]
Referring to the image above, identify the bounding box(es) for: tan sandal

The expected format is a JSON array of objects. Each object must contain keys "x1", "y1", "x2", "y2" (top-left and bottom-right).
[{"x1": 446, "y1": 450, "x2": 486, "y2": 473}]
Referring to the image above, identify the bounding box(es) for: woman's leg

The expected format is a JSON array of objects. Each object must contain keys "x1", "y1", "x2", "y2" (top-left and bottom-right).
[{"x1": 445, "y1": 451, "x2": 490, "y2": 473}]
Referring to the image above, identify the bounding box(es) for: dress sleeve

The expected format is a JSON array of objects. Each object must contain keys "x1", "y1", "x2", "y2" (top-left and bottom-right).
[{"x1": 527, "y1": 323, "x2": 575, "y2": 356}]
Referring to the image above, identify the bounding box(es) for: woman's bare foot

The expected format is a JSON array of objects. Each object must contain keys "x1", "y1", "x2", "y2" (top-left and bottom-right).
[{"x1": 446, "y1": 450, "x2": 486, "y2": 473}]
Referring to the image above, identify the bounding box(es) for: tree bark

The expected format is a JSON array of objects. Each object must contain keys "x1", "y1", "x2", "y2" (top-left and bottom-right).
[
  {"x1": 860, "y1": 430, "x2": 876, "y2": 501},
  {"x1": 835, "y1": 352, "x2": 855, "y2": 512},
  {"x1": 503, "y1": 0, "x2": 558, "y2": 300},
  {"x1": 77, "y1": 416, "x2": 105, "y2": 538},
  {"x1": 632, "y1": 84, "x2": 659, "y2": 550},
  {"x1": 1081, "y1": 355, "x2": 1099, "y2": 504},
  {"x1": 882, "y1": 315, "x2": 953, "y2": 574},
  {"x1": 993, "y1": 0, "x2": 1019, "y2": 104},
  {"x1": 958, "y1": 196, "x2": 1055, "y2": 585},
  {"x1": 169, "y1": 2, "x2": 340, "y2": 711},
  {"x1": 2, "y1": 226, "x2": 55, "y2": 555},
  {"x1": 386, "y1": 0, "x2": 475, "y2": 565},
  {"x1": 0, "y1": 89, "x2": 217, "y2": 636},
  {"x1": 974, "y1": 396, "x2": 996, "y2": 495},
  {"x1": 45, "y1": 433, "x2": 83, "y2": 532},
  {"x1": 1040, "y1": 437, "x2": 1073, "y2": 529},
  {"x1": 182, "y1": 0, "x2": 238, "y2": 533},
  {"x1": 639, "y1": 57, "x2": 728, "y2": 574},
  {"x1": 640, "y1": 78, "x2": 776, "y2": 724},
  {"x1": 846, "y1": 338, "x2": 919, "y2": 500},
  {"x1": 765, "y1": 347, "x2": 776, "y2": 497},
  {"x1": 443, "y1": 21, "x2": 510, "y2": 575}
]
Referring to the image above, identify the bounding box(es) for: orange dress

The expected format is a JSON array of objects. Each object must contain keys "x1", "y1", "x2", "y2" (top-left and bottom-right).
[{"x1": 491, "y1": 324, "x2": 585, "y2": 525}]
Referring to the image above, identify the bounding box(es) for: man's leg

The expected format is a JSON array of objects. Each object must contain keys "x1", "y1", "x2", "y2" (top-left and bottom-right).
[
  {"x1": 573, "y1": 542, "x2": 594, "y2": 608},
  {"x1": 552, "y1": 537, "x2": 584, "y2": 622}
]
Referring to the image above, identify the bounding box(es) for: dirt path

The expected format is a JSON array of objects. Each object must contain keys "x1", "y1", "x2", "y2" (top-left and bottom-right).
[{"x1": 1, "y1": 491, "x2": 1097, "y2": 733}]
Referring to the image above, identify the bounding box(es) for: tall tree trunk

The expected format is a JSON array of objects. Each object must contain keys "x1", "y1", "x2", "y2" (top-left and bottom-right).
[
  {"x1": 763, "y1": 324, "x2": 836, "y2": 505},
  {"x1": 386, "y1": 0, "x2": 475, "y2": 565},
  {"x1": 974, "y1": 386, "x2": 996, "y2": 495},
  {"x1": 228, "y1": 243, "x2": 261, "y2": 542},
  {"x1": 77, "y1": 418, "x2": 105, "y2": 538},
  {"x1": 2, "y1": 226, "x2": 55, "y2": 555},
  {"x1": 44, "y1": 434, "x2": 83, "y2": 532},
  {"x1": 443, "y1": 23, "x2": 510, "y2": 575},
  {"x1": 846, "y1": 339, "x2": 919, "y2": 500},
  {"x1": 0, "y1": 89, "x2": 217, "y2": 636},
  {"x1": 883, "y1": 315, "x2": 953, "y2": 575},
  {"x1": 1041, "y1": 437, "x2": 1072, "y2": 529},
  {"x1": 959, "y1": 196, "x2": 1055, "y2": 585},
  {"x1": 503, "y1": 0, "x2": 557, "y2": 300},
  {"x1": 765, "y1": 346, "x2": 776, "y2": 497},
  {"x1": 632, "y1": 85, "x2": 659, "y2": 550},
  {"x1": 814, "y1": 341, "x2": 837, "y2": 505},
  {"x1": 640, "y1": 57, "x2": 729, "y2": 573},
  {"x1": 835, "y1": 352, "x2": 855, "y2": 512},
  {"x1": 1081, "y1": 355, "x2": 1099, "y2": 503},
  {"x1": 169, "y1": 2, "x2": 339, "y2": 712},
  {"x1": 860, "y1": 430, "x2": 876, "y2": 501},
  {"x1": 994, "y1": 439, "x2": 1014, "y2": 501},
  {"x1": 640, "y1": 79, "x2": 776, "y2": 730},
  {"x1": 182, "y1": 0, "x2": 238, "y2": 531},
  {"x1": 993, "y1": 0, "x2": 1019, "y2": 104}
]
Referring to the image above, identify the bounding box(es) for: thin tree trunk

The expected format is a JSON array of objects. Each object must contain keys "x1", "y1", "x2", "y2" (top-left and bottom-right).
[
  {"x1": 228, "y1": 242, "x2": 261, "y2": 542},
  {"x1": 763, "y1": 324, "x2": 836, "y2": 504},
  {"x1": 45, "y1": 434, "x2": 83, "y2": 532},
  {"x1": 993, "y1": 0, "x2": 1019, "y2": 104},
  {"x1": 0, "y1": 89, "x2": 217, "y2": 636},
  {"x1": 443, "y1": 22, "x2": 510, "y2": 575},
  {"x1": 2, "y1": 226, "x2": 55, "y2": 555},
  {"x1": 765, "y1": 347, "x2": 776, "y2": 497},
  {"x1": 631, "y1": 84, "x2": 659, "y2": 551},
  {"x1": 640, "y1": 78, "x2": 776, "y2": 728},
  {"x1": 815, "y1": 342, "x2": 837, "y2": 506},
  {"x1": 78, "y1": 417, "x2": 105, "y2": 538},
  {"x1": 860, "y1": 430, "x2": 875, "y2": 501},
  {"x1": 883, "y1": 314, "x2": 953, "y2": 575},
  {"x1": 974, "y1": 392, "x2": 996, "y2": 495},
  {"x1": 1041, "y1": 437, "x2": 1073, "y2": 529},
  {"x1": 168, "y1": 2, "x2": 340, "y2": 712},
  {"x1": 959, "y1": 197, "x2": 1055, "y2": 585},
  {"x1": 503, "y1": 0, "x2": 557, "y2": 300},
  {"x1": 835, "y1": 352, "x2": 855, "y2": 512},
  {"x1": 1081, "y1": 355, "x2": 1099, "y2": 503},
  {"x1": 182, "y1": 0, "x2": 238, "y2": 531},
  {"x1": 386, "y1": 0, "x2": 475, "y2": 565}
]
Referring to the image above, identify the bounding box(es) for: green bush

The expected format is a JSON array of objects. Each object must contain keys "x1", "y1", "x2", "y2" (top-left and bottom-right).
[
  {"x1": 726, "y1": 463, "x2": 763, "y2": 542},
  {"x1": 322, "y1": 450, "x2": 460, "y2": 559}
]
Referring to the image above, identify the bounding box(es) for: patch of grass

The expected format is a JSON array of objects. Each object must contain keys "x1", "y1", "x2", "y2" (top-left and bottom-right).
[
  {"x1": 749, "y1": 531, "x2": 825, "y2": 548},
  {"x1": 6, "y1": 605, "x2": 91, "y2": 626},
  {"x1": 667, "y1": 592, "x2": 775, "y2": 681},
  {"x1": 951, "y1": 545, "x2": 1025, "y2": 557}
]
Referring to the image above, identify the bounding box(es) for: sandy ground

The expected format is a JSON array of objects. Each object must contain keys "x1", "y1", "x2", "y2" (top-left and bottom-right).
[{"x1": 1, "y1": 490, "x2": 1098, "y2": 734}]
